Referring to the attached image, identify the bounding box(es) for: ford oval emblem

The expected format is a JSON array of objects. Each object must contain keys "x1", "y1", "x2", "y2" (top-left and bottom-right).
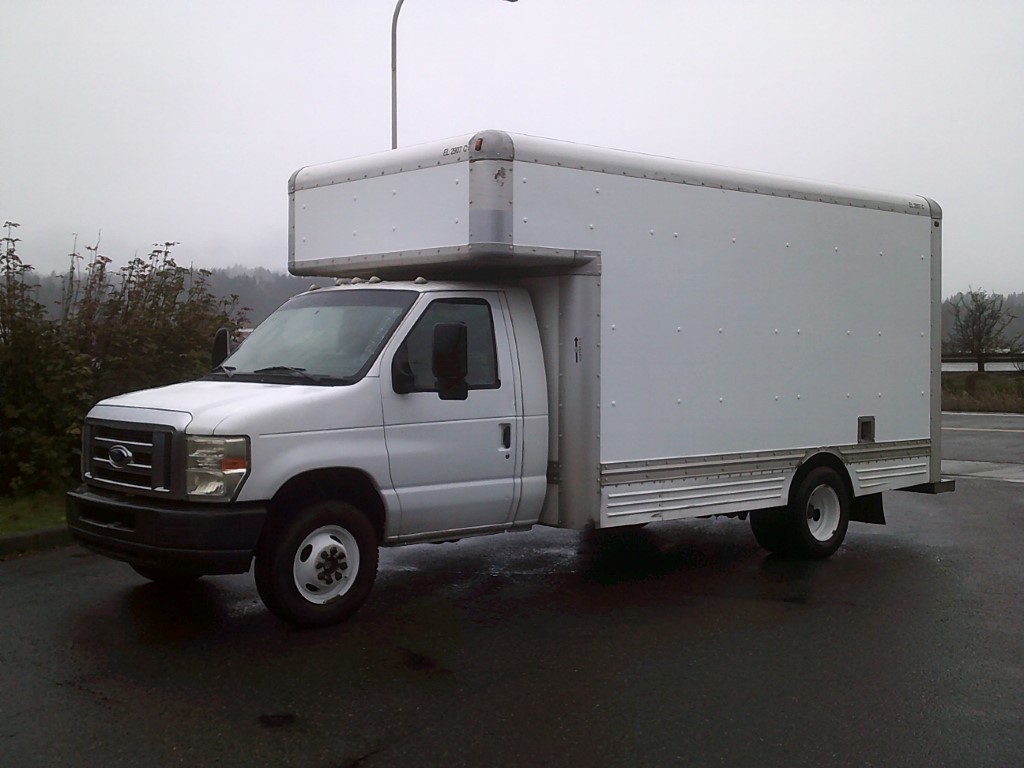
[{"x1": 108, "y1": 445, "x2": 134, "y2": 469}]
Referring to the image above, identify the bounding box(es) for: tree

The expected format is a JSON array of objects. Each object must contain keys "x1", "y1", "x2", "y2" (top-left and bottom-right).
[{"x1": 949, "y1": 288, "x2": 1023, "y2": 371}]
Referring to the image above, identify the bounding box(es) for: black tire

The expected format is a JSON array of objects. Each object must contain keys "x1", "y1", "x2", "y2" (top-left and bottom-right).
[
  {"x1": 749, "y1": 507, "x2": 791, "y2": 554},
  {"x1": 750, "y1": 467, "x2": 850, "y2": 559},
  {"x1": 130, "y1": 563, "x2": 202, "y2": 585},
  {"x1": 255, "y1": 500, "x2": 379, "y2": 628},
  {"x1": 787, "y1": 467, "x2": 850, "y2": 558}
]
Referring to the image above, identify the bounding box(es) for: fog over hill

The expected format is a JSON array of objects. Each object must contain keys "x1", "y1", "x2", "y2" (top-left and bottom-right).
[{"x1": 203, "y1": 267, "x2": 333, "y2": 325}]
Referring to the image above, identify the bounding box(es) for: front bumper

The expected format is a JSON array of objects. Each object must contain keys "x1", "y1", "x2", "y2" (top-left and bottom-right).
[{"x1": 66, "y1": 486, "x2": 267, "y2": 574}]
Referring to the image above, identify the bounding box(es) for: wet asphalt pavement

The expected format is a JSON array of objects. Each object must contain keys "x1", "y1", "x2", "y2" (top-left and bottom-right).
[{"x1": 1, "y1": 413, "x2": 1022, "y2": 767}]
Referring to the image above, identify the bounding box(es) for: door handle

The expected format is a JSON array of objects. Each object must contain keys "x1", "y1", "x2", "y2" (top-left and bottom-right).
[{"x1": 500, "y1": 423, "x2": 512, "y2": 451}]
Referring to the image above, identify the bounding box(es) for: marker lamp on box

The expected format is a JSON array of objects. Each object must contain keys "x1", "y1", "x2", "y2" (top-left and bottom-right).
[{"x1": 186, "y1": 436, "x2": 249, "y2": 501}]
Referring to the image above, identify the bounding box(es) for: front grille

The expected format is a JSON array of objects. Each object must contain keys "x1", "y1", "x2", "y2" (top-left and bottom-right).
[{"x1": 87, "y1": 422, "x2": 174, "y2": 494}]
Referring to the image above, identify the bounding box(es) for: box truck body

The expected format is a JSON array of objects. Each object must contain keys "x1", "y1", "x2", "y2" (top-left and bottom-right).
[{"x1": 68, "y1": 130, "x2": 951, "y2": 626}]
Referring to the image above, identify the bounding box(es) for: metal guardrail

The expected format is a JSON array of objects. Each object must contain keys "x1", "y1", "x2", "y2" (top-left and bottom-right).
[{"x1": 942, "y1": 354, "x2": 1024, "y2": 364}]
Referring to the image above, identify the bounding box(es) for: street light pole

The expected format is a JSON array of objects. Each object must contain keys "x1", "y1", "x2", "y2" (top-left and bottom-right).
[
  {"x1": 391, "y1": 0, "x2": 518, "y2": 150},
  {"x1": 391, "y1": 0, "x2": 406, "y2": 150}
]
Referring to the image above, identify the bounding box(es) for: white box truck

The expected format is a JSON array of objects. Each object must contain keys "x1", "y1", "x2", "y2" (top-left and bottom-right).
[{"x1": 67, "y1": 130, "x2": 952, "y2": 626}]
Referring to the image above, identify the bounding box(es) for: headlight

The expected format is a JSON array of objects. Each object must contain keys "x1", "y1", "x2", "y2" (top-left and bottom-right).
[{"x1": 186, "y1": 436, "x2": 250, "y2": 501}]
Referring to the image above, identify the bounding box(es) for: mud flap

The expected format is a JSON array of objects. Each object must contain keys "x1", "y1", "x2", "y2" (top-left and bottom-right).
[{"x1": 850, "y1": 493, "x2": 885, "y2": 525}]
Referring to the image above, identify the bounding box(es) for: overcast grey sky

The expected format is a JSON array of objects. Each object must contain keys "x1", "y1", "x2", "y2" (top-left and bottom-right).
[{"x1": 2, "y1": 0, "x2": 1021, "y2": 294}]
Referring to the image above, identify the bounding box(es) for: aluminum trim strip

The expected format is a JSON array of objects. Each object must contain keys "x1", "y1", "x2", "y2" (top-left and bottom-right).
[
  {"x1": 607, "y1": 475, "x2": 785, "y2": 501},
  {"x1": 605, "y1": 492, "x2": 784, "y2": 518},
  {"x1": 856, "y1": 462, "x2": 930, "y2": 479},
  {"x1": 601, "y1": 440, "x2": 932, "y2": 487}
]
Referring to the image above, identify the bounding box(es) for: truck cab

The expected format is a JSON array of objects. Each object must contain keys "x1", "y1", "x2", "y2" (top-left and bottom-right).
[{"x1": 68, "y1": 280, "x2": 549, "y2": 626}]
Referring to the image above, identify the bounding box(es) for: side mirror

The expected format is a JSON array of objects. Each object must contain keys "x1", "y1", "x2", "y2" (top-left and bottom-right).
[
  {"x1": 212, "y1": 327, "x2": 231, "y2": 369},
  {"x1": 432, "y1": 322, "x2": 468, "y2": 401},
  {"x1": 391, "y1": 348, "x2": 415, "y2": 394}
]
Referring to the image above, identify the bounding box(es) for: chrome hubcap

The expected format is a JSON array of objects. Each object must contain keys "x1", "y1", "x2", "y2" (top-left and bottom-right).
[{"x1": 292, "y1": 525, "x2": 360, "y2": 604}]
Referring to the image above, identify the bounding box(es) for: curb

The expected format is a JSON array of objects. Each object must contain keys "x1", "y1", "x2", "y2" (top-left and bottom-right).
[{"x1": 0, "y1": 527, "x2": 74, "y2": 557}]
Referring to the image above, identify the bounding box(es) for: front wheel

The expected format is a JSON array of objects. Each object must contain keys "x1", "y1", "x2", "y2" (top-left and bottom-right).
[{"x1": 255, "y1": 500, "x2": 379, "y2": 628}]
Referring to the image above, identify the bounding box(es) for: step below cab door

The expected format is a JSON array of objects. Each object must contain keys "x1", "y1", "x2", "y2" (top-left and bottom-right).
[{"x1": 381, "y1": 292, "x2": 521, "y2": 539}]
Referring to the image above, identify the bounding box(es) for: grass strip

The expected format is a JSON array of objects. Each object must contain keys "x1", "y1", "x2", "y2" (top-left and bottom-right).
[
  {"x1": 0, "y1": 491, "x2": 67, "y2": 536},
  {"x1": 942, "y1": 372, "x2": 1024, "y2": 414}
]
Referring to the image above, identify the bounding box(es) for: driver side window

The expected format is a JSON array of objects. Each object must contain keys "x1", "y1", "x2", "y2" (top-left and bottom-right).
[{"x1": 395, "y1": 299, "x2": 500, "y2": 392}]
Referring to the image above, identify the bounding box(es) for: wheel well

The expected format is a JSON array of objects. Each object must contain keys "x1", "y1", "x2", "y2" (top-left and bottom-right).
[
  {"x1": 268, "y1": 468, "x2": 387, "y2": 544},
  {"x1": 788, "y1": 452, "x2": 853, "y2": 506}
]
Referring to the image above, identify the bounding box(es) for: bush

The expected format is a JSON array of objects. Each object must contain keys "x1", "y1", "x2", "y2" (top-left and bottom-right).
[
  {"x1": 0, "y1": 223, "x2": 92, "y2": 492},
  {"x1": 0, "y1": 224, "x2": 247, "y2": 496}
]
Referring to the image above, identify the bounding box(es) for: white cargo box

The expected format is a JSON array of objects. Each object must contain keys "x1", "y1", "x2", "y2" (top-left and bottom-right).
[{"x1": 290, "y1": 130, "x2": 944, "y2": 529}]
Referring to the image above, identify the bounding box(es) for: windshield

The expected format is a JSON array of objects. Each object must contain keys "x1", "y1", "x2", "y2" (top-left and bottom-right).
[{"x1": 210, "y1": 289, "x2": 417, "y2": 385}]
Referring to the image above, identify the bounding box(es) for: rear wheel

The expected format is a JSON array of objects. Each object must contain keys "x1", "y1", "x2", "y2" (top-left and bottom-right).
[
  {"x1": 749, "y1": 507, "x2": 790, "y2": 554},
  {"x1": 255, "y1": 500, "x2": 378, "y2": 628},
  {"x1": 790, "y1": 467, "x2": 849, "y2": 558},
  {"x1": 750, "y1": 467, "x2": 850, "y2": 558}
]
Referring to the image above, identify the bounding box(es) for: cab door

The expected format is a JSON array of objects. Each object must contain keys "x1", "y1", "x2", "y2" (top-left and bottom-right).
[{"x1": 381, "y1": 293, "x2": 521, "y2": 538}]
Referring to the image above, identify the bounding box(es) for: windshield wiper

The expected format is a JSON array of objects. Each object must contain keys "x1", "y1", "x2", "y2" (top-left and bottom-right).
[
  {"x1": 253, "y1": 365, "x2": 321, "y2": 383},
  {"x1": 214, "y1": 365, "x2": 353, "y2": 385}
]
